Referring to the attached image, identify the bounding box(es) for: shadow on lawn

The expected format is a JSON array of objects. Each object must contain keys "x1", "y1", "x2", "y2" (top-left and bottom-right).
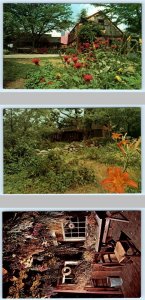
[
  {"x1": 3, "y1": 57, "x2": 62, "y2": 89},
  {"x1": 3, "y1": 59, "x2": 36, "y2": 89}
]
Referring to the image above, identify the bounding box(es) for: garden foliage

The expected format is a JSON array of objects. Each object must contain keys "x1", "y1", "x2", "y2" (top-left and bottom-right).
[
  {"x1": 26, "y1": 41, "x2": 141, "y2": 89},
  {"x1": 4, "y1": 108, "x2": 141, "y2": 193}
]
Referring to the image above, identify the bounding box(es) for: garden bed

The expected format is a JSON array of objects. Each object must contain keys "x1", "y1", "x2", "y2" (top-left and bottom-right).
[{"x1": 3, "y1": 49, "x2": 141, "y2": 89}]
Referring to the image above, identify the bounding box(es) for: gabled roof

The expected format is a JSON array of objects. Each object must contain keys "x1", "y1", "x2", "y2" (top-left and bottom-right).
[
  {"x1": 89, "y1": 10, "x2": 123, "y2": 35},
  {"x1": 69, "y1": 10, "x2": 123, "y2": 35}
]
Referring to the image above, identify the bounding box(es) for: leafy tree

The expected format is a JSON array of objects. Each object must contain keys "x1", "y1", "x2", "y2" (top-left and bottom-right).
[
  {"x1": 56, "y1": 108, "x2": 84, "y2": 129},
  {"x1": 77, "y1": 8, "x2": 88, "y2": 24},
  {"x1": 84, "y1": 108, "x2": 141, "y2": 137},
  {"x1": 3, "y1": 109, "x2": 58, "y2": 153},
  {"x1": 3, "y1": 3, "x2": 73, "y2": 47},
  {"x1": 78, "y1": 21, "x2": 102, "y2": 43},
  {"x1": 92, "y1": 4, "x2": 142, "y2": 35}
]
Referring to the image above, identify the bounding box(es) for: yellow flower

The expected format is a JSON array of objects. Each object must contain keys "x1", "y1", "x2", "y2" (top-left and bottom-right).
[
  {"x1": 139, "y1": 38, "x2": 142, "y2": 45},
  {"x1": 115, "y1": 75, "x2": 122, "y2": 82},
  {"x1": 118, "y1": 68, "x2": 123, "y2": 73},
  {"x1": 127, "y1": 36, "x2": 131, "y2": 42},
  {"x1": 56, "y1": 73, "x2": 61, "y2": 79}
]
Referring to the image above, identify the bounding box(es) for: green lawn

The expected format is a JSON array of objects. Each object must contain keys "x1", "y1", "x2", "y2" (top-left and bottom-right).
[{"x1": 3, "y1": 57, "x2": 62, "y2": 88}]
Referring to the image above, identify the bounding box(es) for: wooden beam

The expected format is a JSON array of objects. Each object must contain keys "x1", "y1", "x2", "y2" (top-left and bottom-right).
[
  {"x1": 54, "y1": 288, "x2": 123, "y2": 295},
  {"x1": 91, "y1": 270, "x2": 121, "y2": 278},
  {"x1": 102, "y1": 218, "x2": 110, "y2": 243}
]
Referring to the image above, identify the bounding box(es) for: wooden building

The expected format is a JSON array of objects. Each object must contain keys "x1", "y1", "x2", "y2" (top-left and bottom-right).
[
  {"x1": 49, "y1": 125, "x2": 111, "y2": 142},
  {"x1": 68, "y1": 11, "x2": 123, "y2": 48},
  {"x1": 45, "y1": 211, "x2": 140, "y2": 298}
]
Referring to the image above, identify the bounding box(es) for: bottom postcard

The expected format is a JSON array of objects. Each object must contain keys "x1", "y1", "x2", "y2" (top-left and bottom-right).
[{"x1": 3, "y1": 210, "x2": 141, "y2": 298}]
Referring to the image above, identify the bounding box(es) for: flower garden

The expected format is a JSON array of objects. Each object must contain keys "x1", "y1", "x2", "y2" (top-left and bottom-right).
[
  {"x1": 25, "y1": 41, "x2": 142, "y2": 90},
  {"x1": 4, "y1": 115, "x2": 141, "y2": 195},
  {"x1": 4, "y1": 38, "x2": 141, "y2": 90}
]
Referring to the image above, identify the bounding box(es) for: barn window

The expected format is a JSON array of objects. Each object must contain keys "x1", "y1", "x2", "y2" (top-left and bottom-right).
[
  {"x1": 98, "y1": 19, "x2": 105, "y2": 25},
  {"x1": 63, "y1": 216, "x2": 86, "y2": 241}
]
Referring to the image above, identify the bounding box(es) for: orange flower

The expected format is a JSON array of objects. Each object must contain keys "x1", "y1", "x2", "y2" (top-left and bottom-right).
[
  {"x1": 118, "y1": 140, "x2": 130, "y2": 146},
  {"x1": 117, "y1": 140, "x2": 130, "y2": 156},
  {"x1": 100, "y1": 166, "x2": 138, "y2": 193},
  {"x1": 112, "y1": 132, "x2": 122, "y2": 140}
]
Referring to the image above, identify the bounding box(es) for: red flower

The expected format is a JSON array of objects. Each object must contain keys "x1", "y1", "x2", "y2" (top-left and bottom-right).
[
  {"x1": 32, "y1": 58, "x2": 40, "y2": 65},
  {"x1": 72, "y1": 56, "x2": 78, "y2": 62},
  {"x1": 64, "y1": 55, "x2": 69, "y2": 62},
  {"x1": 94, "y1": 43, "x2": 100, "y2": 49},
  {"x1": 74, "y1": 62, "x2": 82, "y2": 68},
  {"x1": 83, "y1": 42, "x2": 90, "y2": 48},
  {"x1": 83, "y1": 74, "x2": 93, "y2": 81}
]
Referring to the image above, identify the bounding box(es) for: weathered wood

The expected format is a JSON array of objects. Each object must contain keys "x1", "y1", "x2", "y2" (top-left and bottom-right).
[
  {"x1": 95, "y1": 213, "x2": 102, "y2": 251},
  {"x1": 54, "y1": 287, "x2": 123, "y2": 295},
  {"x1": 107, "y1": 212, "x2": 129, "y2": 223},
  {"x1": 91, "y1": 271, "x2": 122, "y2": 278},
  {"x1": 102, "y1": 218, "x2": 110, "y2": 243}
]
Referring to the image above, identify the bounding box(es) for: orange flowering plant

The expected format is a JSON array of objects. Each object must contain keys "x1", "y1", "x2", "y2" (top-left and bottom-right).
[{"x1": 100, "y1": 132, "x2": 141, "y2": 193}]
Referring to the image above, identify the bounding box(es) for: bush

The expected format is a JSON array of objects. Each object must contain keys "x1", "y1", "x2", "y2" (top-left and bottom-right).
[
  {"x1": 65, "y1": 48, "x2": 78, "y2": 55},
  {"x1": 25, "y1": 149, "x2": 95, "y2": 192},
  {"x1": 25, "y1": 48, "x2": 141, "y2": 90}
]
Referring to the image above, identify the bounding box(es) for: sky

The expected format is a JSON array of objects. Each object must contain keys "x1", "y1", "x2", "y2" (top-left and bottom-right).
[{"x1": 71, "y1": 3, "x2": 99, "y2": 21}]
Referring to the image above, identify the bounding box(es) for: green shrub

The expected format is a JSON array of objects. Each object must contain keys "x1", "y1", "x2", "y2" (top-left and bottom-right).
[
  {"x1": 65, "y1": 48, "x2": 78, "y2": 55},
  {"x1": 25, "y1": 49, "x2": 141, "y2": 90},
  {"x1": 24, "y1": 149, "x2": 95, "y2": 192}
]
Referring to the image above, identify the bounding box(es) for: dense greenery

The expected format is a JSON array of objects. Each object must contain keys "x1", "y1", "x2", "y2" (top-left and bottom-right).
[
  {"x1": 4, "y1": 108, "x2": 141, "y2": 194},
  {"x1": 24, "y1": 49, "x2": 141, "y2": 90},
  {"x1": 92, "y1": 4, "x2": 142, "y2": 34},
  {"x1": 4, "y1": 4, "x2": 73, "y2": 47},
  {"x1": 78, "y1": 21, "x2": 102, "y2": 43}
]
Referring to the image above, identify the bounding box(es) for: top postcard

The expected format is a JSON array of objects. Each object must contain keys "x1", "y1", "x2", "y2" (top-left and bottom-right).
[{"x1": 3, "y1": 3, "x2": 142, "y2": 90}]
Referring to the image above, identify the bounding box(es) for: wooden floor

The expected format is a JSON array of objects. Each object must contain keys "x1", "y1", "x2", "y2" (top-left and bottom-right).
[{"x1": 109, "y1": 211, "x2": 141, "y2": 298}]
